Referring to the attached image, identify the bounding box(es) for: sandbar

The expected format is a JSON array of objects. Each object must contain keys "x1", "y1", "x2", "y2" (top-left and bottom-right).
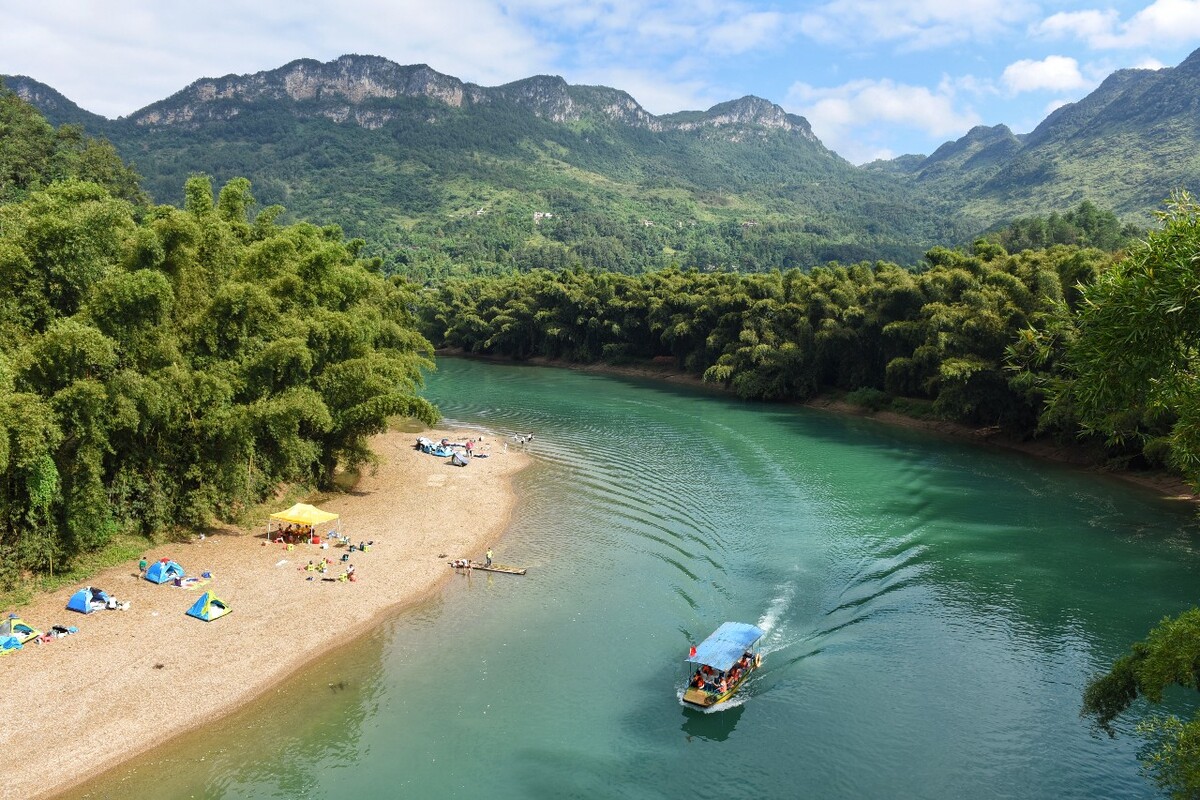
[{"x1": 0, "y1": 428, "x2": 528, "y2": 800}]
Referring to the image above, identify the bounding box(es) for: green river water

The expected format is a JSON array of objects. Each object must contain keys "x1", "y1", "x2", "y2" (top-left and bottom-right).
[{"x1": 77, "y1": 358, "x2": 1200, "y2": 799}]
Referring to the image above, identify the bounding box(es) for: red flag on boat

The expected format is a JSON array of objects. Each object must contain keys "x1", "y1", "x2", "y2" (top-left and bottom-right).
[{"x1": 689, "y1": 645, "x2": 697, "y2": 658}]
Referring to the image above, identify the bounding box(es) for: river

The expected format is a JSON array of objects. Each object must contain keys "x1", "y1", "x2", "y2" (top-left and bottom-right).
[{"x1": 76, "y1": 358, "x2": 1200, "y2": 799}]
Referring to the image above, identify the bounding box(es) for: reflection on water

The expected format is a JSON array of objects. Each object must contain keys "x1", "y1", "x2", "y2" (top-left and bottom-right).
[
  {"x1": 75, "y1": 359, "x2": 1200, "y2": 799},
  {"x1": 681, "y1": 702, "x2": 746, "y2": 742}
]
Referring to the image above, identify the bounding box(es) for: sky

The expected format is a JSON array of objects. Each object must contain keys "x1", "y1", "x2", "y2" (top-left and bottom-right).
[{"x1": 3, "y1": 1, "x2": 1200, "y2": 164}]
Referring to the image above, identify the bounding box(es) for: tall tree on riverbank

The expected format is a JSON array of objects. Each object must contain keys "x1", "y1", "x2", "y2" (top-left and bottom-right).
[
  {"x1": 1061, "y1": 192, "x2": 1200, "y2": 485},
  {"x1": 1066, "y1": 192, "x2": 1200, "y2": 798}
]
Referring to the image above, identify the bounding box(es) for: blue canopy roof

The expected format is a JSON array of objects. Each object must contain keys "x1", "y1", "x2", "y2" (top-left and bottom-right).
[{"x1": 685, "y1": 622, "x2": 764, "y2": 672}]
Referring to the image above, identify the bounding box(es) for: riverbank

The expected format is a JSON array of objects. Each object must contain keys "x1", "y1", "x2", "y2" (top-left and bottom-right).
[
  {"x1": 0, "y1": 427, "x2": 528, "y2": 800},
  {"x1": 448, "y1": 351, "x2": 1198, "y2": 504}
]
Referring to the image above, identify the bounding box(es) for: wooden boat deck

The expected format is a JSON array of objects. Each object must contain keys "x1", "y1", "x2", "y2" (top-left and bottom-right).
[{"x1": 448, "y1": 561, "x2": 527, "y2": 575}]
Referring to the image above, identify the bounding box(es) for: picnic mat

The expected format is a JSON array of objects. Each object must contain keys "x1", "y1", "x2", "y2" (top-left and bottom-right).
[{"x1": 175, "y1": 577, "x2": 210, "y2": 590}]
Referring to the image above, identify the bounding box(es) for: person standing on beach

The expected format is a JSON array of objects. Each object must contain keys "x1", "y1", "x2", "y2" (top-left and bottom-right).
[
  {"x1": 138, "y1": 556, "x2": 148, "y2": 577},
  {"x1": 485, "y1": 548, "x2": 493, "y2": 567}
]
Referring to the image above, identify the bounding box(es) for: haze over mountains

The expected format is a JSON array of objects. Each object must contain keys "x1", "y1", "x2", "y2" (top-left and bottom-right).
[{"x1": 5, "y1": 47, "x2": 1199, "y2": 271}]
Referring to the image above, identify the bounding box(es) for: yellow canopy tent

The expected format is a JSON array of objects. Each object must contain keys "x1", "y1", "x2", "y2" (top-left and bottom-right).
[{"x1": 268, "y1": 503, "x2": 341, "y2": 543}]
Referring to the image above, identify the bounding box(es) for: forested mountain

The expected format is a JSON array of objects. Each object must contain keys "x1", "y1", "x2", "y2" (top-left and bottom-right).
[
  {"x1": 8, "y1": 49, "x2": 1200, "y2": 276},
  {"x1": 876, "y1": 48, "x2": 1200, "y2": 225},
  {"x1": 0, "y1": 57, "x2": 967, "y2": 276},
  {"x1": 9, "y1": 49, "x2": 1199, "y2": 276}
]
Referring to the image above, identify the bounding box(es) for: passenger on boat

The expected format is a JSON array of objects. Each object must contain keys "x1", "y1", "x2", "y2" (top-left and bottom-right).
[{"x1": 690, "y1": 670, "x2": 704, "y2": 689}]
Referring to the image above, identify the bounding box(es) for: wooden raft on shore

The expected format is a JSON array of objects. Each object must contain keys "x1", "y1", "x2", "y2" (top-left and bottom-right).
[{"x1": 449, "y1": 561, "x2": 527, "y2": 575}]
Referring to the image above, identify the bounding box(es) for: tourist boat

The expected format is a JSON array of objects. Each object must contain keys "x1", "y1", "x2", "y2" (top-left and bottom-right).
[{"x1": 682, "y1": 622, "x2": 764, "y2": 707}]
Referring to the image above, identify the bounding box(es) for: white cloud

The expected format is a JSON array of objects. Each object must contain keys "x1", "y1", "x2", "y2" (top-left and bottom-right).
[
  {"x1": 1133, "y1": 57, "x2": 1168, "y2": 69},
  {"x1": 705, "y1": 11, "x2": 801, "y2": 55},
  {"x1": 502, "y1": 0, "x2": 805, "y2": 57},
  {"x1": 786, "y1": 78, "x2": 981, "y2": 163},
  {"x1": 941, "y1": 73, "x2": 999, "y2": 98},
  {"x1": 1002, "y1": 55, "x2": 1089, "y2": 93},
  {"x1": 1033, "y1": 0, "x2": 1200, "y2": 49},
  {"x1": 800, "y1": 0, "x2": 1039, "y2": 50},
  {"x1": 1032, "y1": 9, "x2": 1119, "y2": 43}
]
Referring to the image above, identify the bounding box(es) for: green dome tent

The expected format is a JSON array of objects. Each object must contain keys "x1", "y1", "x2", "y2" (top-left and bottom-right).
[
  {"x1": 0, "y1": 614, "x2": 41, "y2": 644},
  {"x1": 185, "y1": 591, "x2": 231, "y2": 622}
]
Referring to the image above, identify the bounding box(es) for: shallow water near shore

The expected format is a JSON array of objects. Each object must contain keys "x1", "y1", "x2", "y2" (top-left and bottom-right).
[{"x1": 76, "y1": 359, "x2": 1200, "y2": 799}]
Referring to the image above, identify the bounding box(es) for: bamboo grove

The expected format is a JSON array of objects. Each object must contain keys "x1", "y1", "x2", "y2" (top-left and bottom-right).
[
  {"x1": 420, "y1": 244, "x2": 1112, "y2": 438},
  {"x1": 0, "y1": 167, "x2": 438, "y2": 584}
]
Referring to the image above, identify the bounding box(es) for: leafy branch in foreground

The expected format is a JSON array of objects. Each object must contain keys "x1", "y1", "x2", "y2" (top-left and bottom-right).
[{"x1": 1082, "y1": 608, "x2": 1200, "y2": 799}]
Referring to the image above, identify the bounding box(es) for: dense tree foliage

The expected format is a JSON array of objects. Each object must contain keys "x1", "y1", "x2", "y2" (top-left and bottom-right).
[
  {"x1": 0, "y1": 167, "x2": 437, "y2": 586},
  {"x1": 982, "y1": 201, "x2": 1144, "y2": 254},
  {"x1": 419, "y1": 242, "x2": 1114, "y2": 438},
  {"x1": 1055, "y1": 193, "x2": 1200, "y2": 484}
]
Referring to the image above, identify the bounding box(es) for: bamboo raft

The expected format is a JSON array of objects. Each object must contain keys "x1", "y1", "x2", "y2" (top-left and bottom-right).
[{"x1": 448, "y1": 560, "x2": 527, "y2": 576}]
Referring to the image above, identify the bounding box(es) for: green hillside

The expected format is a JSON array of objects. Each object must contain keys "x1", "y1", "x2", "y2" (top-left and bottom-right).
[
  {"x1": 3, "y1": 60, "x2": 967, "y2": 276},
  {"x1": 7, "y1": 47, "x2": 1200, "y2": 276},
  {"x1": 885, "y1": 49, "x2": 1200, "y2": 226}
]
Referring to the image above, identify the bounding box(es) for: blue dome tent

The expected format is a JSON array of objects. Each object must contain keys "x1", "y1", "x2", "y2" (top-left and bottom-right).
[
  {"x1": 66, "y1": 587, "x2": 109, "y2": 614},
  {"x1": 145, "y1": 559, "x2": 185, "y2": 584}
]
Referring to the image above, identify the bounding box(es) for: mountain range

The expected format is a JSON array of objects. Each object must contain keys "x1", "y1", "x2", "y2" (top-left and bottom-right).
[{"x1": 5, "y1": 48, "x2": 1199, "y2": 273}]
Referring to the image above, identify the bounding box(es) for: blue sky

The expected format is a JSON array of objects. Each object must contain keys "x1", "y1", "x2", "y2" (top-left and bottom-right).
[{"x1": 3, "y1": 1, "x2": 1199, "y2": 163}]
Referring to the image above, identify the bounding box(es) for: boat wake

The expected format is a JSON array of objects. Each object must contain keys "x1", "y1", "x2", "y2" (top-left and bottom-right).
[
  {"x1": 757, "y1": 583, "x2": 793, "y2": 634},
  {"x1": 756, "y1": 583, "x2": 799, "y2": 658}
]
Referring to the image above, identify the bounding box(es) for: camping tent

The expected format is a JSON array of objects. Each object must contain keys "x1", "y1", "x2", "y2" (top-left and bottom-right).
[
  {"x1": 268, "y1": 503, "x2": 341, "y2": 543},
  {"x1": 145, "y1": 559, "x2": 185, "y2": 584},
  {"x1": 449, "y1": 451, "x2": 469, "y2": 467},
  {"x1": 0, "y1": 636, "x2": 21, "y2": 655},
  {"x1": 66, "y1": 587, "x2": 109, "y2": 614},
  {"x1": 185, "y1": 591, "x2": 231, "y2": 621},
  {"x1": 0, "y1": 614, "x2": 41, "y2": 643}
]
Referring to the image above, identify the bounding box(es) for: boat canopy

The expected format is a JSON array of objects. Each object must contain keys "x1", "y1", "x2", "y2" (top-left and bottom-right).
[{"x1": 686, "y1": 622, "x2": 764, "y2": 672}]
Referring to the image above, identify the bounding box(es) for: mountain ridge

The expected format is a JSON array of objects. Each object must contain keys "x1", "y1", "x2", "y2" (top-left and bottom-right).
[
  {"x1": 884, "y1": 49, "x2": 1200, "y2": 222},
  {"x1": 4, "y1": 48, "x2": 1200, "y2": 272},
  {"x1": 21, "y1": 54, "x2": 820, "y2": 143}
]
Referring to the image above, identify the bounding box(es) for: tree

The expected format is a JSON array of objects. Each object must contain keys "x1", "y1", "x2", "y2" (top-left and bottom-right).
[
  {"x1": 1060, "y1": 192, "x2": 1200, "y2": 484},
  {"x1": 1064, "y1": 193, "x2": 1200, "y2": 797}
]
